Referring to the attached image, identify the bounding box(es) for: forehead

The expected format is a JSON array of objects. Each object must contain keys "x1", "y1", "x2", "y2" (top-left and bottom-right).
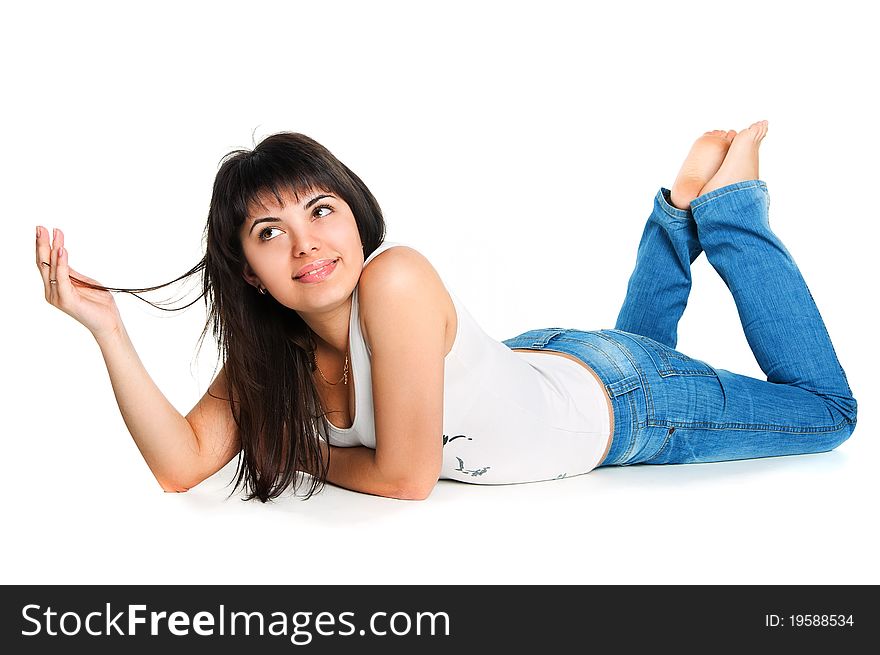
[{"x1": 248, "y1": 184, "x2": 332, "y2": 216}]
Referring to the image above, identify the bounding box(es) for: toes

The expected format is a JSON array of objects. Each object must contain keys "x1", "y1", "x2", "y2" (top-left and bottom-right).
[
  {"x1": 753, "y1": 120, "x2": 768, "y2": 139},
  {"x1": 737, "y1": 121, "x2": 767, "y2": 142}
]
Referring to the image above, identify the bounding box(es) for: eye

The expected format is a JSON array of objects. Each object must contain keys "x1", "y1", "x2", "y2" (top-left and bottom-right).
[
  {"x1": 258, "y1": 226, "x2": 281, "y2": 242},
  {"x1": 313, "y1": 204, "x2": 333, "y2": 218}
]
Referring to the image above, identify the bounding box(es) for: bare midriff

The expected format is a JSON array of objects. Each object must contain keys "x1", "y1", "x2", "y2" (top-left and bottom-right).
[{"x1": 511, "y1": 348, "x2": 614, "y2": 466}]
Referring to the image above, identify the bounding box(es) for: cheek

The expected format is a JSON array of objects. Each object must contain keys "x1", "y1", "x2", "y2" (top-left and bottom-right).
[{"x1": 244, "y1": 248, "x2": 280, "y2": 279}]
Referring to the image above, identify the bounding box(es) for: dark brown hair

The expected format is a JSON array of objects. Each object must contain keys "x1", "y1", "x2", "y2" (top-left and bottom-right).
[{"x1": 71, "y1": 132, "x2": 386, "y2": 502}]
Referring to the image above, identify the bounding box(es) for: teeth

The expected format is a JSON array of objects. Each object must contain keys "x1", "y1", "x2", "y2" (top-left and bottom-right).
[{"x1": 301, "y1": 261, "x2": 333, "y2": 278}]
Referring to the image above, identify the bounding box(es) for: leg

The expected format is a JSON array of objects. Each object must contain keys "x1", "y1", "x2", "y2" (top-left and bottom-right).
[
  {"x1": 614, "y1": 187, "x2": 702, "y2": 349},
  {"x1": 615, "y1": 129, "x2": 736, "y2": 348},
  {"x1": 690, "y1": 179, "x2": 857, "y2": 419},
  {"x1": 612, "y1": 122, "x2": 856, "y2": 466},
  {"x1": 629, "y1": 178, "x2": 857, "y2": 466}
]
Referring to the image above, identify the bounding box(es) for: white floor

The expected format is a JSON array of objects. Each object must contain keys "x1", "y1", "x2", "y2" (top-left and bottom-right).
[{"x1": 4, "y1": 427, "x2": 874, "y2": 585}]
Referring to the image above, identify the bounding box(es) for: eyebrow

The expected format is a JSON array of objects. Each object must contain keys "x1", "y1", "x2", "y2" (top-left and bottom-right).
[{"x1": 248, "y1": 193, "x2": 335, "y2": 235}]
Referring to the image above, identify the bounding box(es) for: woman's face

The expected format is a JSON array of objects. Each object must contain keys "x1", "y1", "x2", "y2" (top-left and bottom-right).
[{"x1": 240, "y1": 186, "x2": 364, "y2": 316}]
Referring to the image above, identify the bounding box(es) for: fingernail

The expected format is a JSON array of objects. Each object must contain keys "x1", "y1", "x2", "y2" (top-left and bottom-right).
[
  {"x1": 36, "y1": 226, "x2": 40, "y2": 238},
  {"x1": 59, "y1": 246, "x2": 63, "y2": 258}
]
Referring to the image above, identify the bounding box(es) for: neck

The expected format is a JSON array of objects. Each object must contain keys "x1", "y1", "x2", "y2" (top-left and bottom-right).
[{"x1": 301, "y1": 297, "x2": 351, "y2": 359}]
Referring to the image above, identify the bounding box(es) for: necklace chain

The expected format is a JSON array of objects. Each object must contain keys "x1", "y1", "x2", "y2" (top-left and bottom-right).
[{"x1": 313, "y1": 347, "x2": 349, "y2": 385}]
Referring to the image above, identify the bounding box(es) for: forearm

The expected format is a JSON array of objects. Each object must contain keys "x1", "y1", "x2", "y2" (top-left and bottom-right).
[
  {"x1": 94, "y1": 322, "x2": 199, "y2": 492},
  {"x1": 322, "y1": 443, "x2": 419, "y2": 500}
]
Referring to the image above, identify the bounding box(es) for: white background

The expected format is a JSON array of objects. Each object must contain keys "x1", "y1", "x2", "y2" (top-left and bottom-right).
[{"x1": 4, "y1": 0, "x2": 878, "y2": 584}]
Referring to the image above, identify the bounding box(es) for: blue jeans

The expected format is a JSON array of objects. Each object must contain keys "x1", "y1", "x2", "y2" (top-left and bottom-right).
[{"x1": 501, "y1": 180, "x2": 858, "y2": 467}]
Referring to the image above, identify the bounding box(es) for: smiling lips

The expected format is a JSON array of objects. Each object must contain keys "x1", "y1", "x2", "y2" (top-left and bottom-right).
[
  {"x1": 294, "y1": 259, "x2": 339, "y2": 283},
  {"x1": 295, "y1": 258, "x2": 338, "y2": 278}
]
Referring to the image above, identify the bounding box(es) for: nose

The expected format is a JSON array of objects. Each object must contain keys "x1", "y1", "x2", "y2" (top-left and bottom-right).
[{"x1": 290, "y1": 230, "x2": 320, "y2": 258}]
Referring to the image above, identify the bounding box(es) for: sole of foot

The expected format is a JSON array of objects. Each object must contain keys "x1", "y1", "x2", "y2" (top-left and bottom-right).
[
  {"x1": 697, "y1": 120, "x2": 769, "y2": 198},
  {"x1": 669, "y1": 129, "x2": 737, "y2": 210}
]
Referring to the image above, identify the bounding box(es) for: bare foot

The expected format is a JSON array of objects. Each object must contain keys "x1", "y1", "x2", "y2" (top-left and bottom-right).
[
  {"x1": 669, "y1": 129, "x2": 737, "y2": 210},
  {"x1": 697, "y1": 120, "x2": 769, "y2": 197}
]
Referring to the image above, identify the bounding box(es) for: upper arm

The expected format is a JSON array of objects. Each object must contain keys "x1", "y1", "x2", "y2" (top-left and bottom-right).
[
  {"x1": 359, "y1": 247, "x2": 447, "y2": 498},
  {"x1": 182, "y1": 364, "x2": 242, "y2": 490}
]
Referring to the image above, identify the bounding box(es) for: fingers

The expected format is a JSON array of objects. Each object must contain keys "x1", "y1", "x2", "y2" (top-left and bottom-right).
[
  {"x1": 37, "y1": 227, "x2": 102, "y2": 294},
  {"x1": 43, "y1": 228, "x2": 65, "y2": 303},
  {"x1": 36, "y1": 226, "x2": 51, "y2": 288},
  {"x1": 49, "y1": 229, "x2": 60, "y2": 300},
  {"x1": 54, "y1": 230, "x2": 73, "y2": 301}
]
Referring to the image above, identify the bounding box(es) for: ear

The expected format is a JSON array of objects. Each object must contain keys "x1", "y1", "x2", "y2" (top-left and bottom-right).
[{"x1": 242, "y1": 261, "x2": 261, "y2": 290}]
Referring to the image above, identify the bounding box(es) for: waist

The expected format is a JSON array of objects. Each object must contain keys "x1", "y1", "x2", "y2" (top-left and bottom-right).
[{"x1": 511, "y1": 347, "x2": 614, "y2": 463}]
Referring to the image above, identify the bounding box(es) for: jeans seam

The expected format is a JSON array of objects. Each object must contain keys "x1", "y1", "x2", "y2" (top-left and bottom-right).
[
  {"x1": 598, "y1": 332, "x2": 658, "y2": 425},
  {"x1": 657, "y1": 188, "x2": 691, "y2": 222},
  {"x1": 625, "y1": 331, "x2": 715, "y2": 377},
  {"x1": 644, "y1": 428, "x2": 673, "y2": 462},
  {"x1": 552, "y1": 332, "x2": 646, "y2": 464},
  {"x1": 646, "y1": 419, "x2": 853, "y2": 434},
  {"x1": 803, "y1": 286, "x2": 856, "y2": 402},
  {"x1": 591, "y1": 331, "x2": 652, "y2": 463},
  {"x1": 594, "y1": 333, "x2": 655, "y2": 419},
  {"x1": 690, "y1": 181, "x2": 766, "y2": 211}
]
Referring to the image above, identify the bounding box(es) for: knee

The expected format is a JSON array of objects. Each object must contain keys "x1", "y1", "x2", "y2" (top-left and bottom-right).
[
  {"x1": 842, "y1": 393, "x2": 858, "y2": 426},
  {"x1": 827, "y1": 413, "x2": 857, "y2": 452},
  {"x1": 827, "y1": 392, "x2": 858, "y2": 431}
]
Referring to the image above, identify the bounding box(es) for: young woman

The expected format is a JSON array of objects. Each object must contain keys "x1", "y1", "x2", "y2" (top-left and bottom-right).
[{"x1": 35, "y1": 120, "x2": 858, "y2": 502}]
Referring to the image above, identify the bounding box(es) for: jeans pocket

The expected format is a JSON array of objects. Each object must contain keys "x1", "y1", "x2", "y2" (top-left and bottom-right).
[
  {"x1": 608, "y1": 329, "x2": 729, "y2": 423},
  {"x1": 621, "y1": 331, "x2": 717, "y2": 378}
]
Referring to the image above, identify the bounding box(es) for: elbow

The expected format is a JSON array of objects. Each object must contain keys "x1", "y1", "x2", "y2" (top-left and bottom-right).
[
  {"x1": 394, "y1": 478, "x2": 437, "y2": 501},
  {"x1": 157, "y1": 467, "x2": 211, "y2": 493},
  {"x1": 156, "y1": 472, "x2": 194, "y2": 493},
  {"x1": 159, "y1": 480, "x2": 190, "y2": 493}
]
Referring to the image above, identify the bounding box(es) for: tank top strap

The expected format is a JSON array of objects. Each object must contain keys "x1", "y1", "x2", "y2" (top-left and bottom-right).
[{"x1": 364, "y1": 240, "x2": 405, "y2": 266}]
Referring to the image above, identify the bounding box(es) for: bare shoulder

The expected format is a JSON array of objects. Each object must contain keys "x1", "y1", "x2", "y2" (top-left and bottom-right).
[
  {"x1": 358, "y1": 245, "x2": 452, "y2": 349},
  {"x1": 361, "y1": 245, "x2": 436, "y2": 281},
  {"x1": 359, "y1": 245, "x2": 446, "y2": 301}
]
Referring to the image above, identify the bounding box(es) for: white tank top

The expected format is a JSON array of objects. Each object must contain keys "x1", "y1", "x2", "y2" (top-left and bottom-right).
[{"x1": 322, "y1": 241, "x2": 611, "y2": 484}]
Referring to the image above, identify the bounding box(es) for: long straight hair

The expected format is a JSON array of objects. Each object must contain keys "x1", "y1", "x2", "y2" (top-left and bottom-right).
[{"x1": 72, "y1": 132, "x2": 386, "y2": 501}]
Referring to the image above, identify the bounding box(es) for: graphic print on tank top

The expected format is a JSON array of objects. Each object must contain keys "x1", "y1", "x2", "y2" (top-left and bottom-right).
[{"x1": 443, "y1": 433, "x2": 491, "y2": 477}]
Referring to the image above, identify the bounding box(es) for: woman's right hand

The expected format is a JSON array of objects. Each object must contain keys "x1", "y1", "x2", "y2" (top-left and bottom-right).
[{"x1": 36, "y1": 226, "x2": 123, "y2": 340}]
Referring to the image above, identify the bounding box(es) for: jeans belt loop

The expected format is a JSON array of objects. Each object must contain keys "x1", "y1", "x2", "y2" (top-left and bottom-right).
[{"x1": 530, "y1": 328, "x2": 566, "y2": 348}]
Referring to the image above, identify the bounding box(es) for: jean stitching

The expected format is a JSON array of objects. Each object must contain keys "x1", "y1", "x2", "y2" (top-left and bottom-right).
[
  {"x1": 644, "y1": 429, "x2": 673, "y2": 462},
  {"x1": 591, "y1": 331, "x2": 652, "y2": 464},
  {"x1": 645, "y1": 418, "x2": 852, "y2": 434},
  {"x1": 657, "y1": 189, "x2": 691, "y2": 222},
  {"x1": 591, "y1": 332, "x2": 654, "y2": 423},
  {"x1": 554, "y1": 332, "x2": 643, "y2": 464},
  {"x1": 803, "y1": 287, "x2": 856, "y2": 402},
  {"x1": 690, "y1": 181, "x2": 766, "y2": 211},
  {"x1": 625, "y1": 331, "x2": 716, "y2": 377}
]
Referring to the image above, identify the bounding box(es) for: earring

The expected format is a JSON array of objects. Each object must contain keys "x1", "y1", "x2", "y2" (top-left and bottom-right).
[{"x1": 259, "y1": 286, "x2": 267, "y2": 295}]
